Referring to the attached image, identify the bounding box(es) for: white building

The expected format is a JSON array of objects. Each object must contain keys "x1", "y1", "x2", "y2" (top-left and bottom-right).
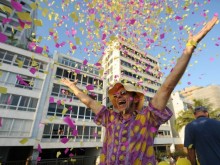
[
  {"x1": 0, "y1": 42, "x2": 51, "y2": 162},
  {"x1": 169, "y1": 92, "x2": 192, "y2": 147},
  {"x1": 0, "y1": 0, "x2": 37, "y2": 48},
  {"x1": 101, "y1": 36, "x2": 176, "y2": 153},
  {"x1": 34, "y1": 52, "x2": 106, "y2": 163}
]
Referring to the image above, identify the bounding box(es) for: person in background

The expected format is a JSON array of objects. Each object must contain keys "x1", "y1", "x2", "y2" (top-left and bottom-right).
[
  {"x1": 184, "y1": 106, "x2": 220, "y2": 165},
  {"x1": 61, "y1": 15, "x2": 218, "y2": 165}
]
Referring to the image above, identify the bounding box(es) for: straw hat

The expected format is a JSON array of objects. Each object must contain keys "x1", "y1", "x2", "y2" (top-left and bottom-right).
[{"x1": 108, "y1": 82, "x2": 145, "y2": 110}]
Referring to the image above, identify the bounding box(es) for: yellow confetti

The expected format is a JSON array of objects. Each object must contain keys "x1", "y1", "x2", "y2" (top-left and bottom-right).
[
  {"x1": 188, "y1": 144, "x2": 193, "y2": 149},
  {"x1": 16, "y1": 12, "x2": 32, "y2": 22},
  {"x1": 56, "y1": 151, "x2": 61, "y2": 158},
  {"x1": 19, "y1": 138, "x2": 28, "y2": 144},
  {"x1": 62, "y1": 108, "x2": 68, "y2": 115},
  {"x1": 70, "y1": 12, "x2": 79, "y2": 22},
  {"x1": 42, "y1": 8, "x2": 49, "y2": 17},
  {"x1": 34, "y1": 19, "x2": 43, "y2": 26},
  {"x1": 30, "y1": 3, "x2": 38, "y2": 10},
  {"x1": 0, "y1": 86, "x2": 7, "y2": 94},
  {"x1": 0, "y1": 4, "x2": 13, "y2": 14}
]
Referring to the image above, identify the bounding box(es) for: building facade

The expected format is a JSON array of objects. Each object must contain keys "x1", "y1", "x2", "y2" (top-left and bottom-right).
[
  {"x1": 35, "y1": 52, "x2": 106, "y2": 163},
  {"x1": 180, "y1": 85, "x2": 220, "y2": 110},
  {"x1": 0, "y1": 0, "x2": 37, "y2": 48},
  {"x1": 0, "y1": 42, "x2": 51, "y2": 162}
]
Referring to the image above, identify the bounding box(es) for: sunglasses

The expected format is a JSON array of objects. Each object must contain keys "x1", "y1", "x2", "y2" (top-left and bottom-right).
[{"x1": 113, "y1": 90, "x2": 127, "y2": 98}]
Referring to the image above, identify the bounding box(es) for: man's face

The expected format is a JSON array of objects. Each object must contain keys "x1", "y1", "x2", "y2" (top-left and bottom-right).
[{"x1": 113, "y1": 87, "x2": 135, "y2": 113}]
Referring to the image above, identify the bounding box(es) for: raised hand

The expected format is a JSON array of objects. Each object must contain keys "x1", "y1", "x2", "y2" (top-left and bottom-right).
[
  {"x1": 61, "y1": 78, "x2": 78, "y2": 88},
  {"x1": 187, "y1": 14, "x2": 218, "y2": 47}
]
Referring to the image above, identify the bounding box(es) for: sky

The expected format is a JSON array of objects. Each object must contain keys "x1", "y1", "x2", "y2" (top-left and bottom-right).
[{"x1": 35, "y1": 0, "x2": 220, "y2": 92}]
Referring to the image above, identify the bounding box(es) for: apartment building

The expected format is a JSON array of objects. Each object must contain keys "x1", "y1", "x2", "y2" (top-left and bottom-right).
[
  {"x1": 0, "y1": 42, "x2": 51, "y2": 162},
  {"x1": 34, "y1": 52, "x2": 105, "y2": 163},
  {"x1": 0, "y1": 0, "x2": 37, "y2": 48},
  {"x1": 101, "y1": 36, "x2": 176, "y2": 153},
  {"x1": 180, "y1": 85, "x2": 220, "y2": 109}
]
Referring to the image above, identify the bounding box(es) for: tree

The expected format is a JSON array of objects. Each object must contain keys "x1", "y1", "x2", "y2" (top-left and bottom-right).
[{"x1": 174, "y1": 99, "x2": 220, "y2": 132}]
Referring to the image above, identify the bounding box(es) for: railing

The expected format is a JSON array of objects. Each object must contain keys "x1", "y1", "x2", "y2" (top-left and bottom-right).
[{"x1": 1, "y1": 156, "x2": 99, "y2": 165}]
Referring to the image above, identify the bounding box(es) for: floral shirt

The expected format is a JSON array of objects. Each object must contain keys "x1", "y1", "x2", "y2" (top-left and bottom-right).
[{"x1": 94, "y1": 103, "x2": 172, "y2": 165}]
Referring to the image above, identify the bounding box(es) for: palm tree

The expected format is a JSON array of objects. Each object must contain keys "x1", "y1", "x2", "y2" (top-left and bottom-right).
[{"x1": 174, "y1": 99, "x2": 220, "y2": 132}]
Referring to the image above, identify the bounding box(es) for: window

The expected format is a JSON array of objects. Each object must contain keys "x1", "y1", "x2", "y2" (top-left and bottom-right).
[
  {"x1": 78, "y1": 107, "x2": 85, "y2": 119},
  {"x1": 0, "y1": 118, "x2": 12, "y2": 136},
  {"x1": 42, "y1": 124, "x2": 52, "y2": 138},
  {"x1": 56, "y1": 105, "x2": 64, "y2": 117},
  {"x1": 56, "y1": 68, "x2": 63, "y2": 78},
  {"x1": 10, "y1": 95, "x2": 20, "y2": 110},
  {"x1": 85, "y1": 108, "x2": 91, "y2": 120},
  {"x1": 84, "y1": 126, "x2": 90, "y2": 139},
  {"x1": 48, "y1": 103, "x2": 56, "y2": 116},
  {"x1": 18, "y1": 96, "x2": 30, "y2": 111},
  {"x1": 76, "y1": 74, "x2": 82, "y2": 83},
  {"x1": 51, "y1": 84, "x2": 60, "y2": 96},
  {"x1": 71, "y1": 106, "x2": 78, "y2": 118},
  {"x1": 76, "y1": 126, "x2": 83, "y2": 139}
]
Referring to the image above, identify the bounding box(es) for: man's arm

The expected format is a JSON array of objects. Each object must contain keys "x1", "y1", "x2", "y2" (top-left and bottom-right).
[
  {"x1": 187, "y1": 148, "x2": 197, "y2": 165},
  {"x1": 61, "y1": 78, "x2": 103, "y2": 115},
  {"x1": 151, "y1": 15, "x2": 218, "y2": 110}
]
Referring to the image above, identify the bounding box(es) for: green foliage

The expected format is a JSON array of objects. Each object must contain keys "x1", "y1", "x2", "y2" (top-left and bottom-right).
[
  {"x1": 171, "y1": 150, "x2": 187, "y2": 160},
  {"x1": 174, "y1": 99, "x2": 220, "y2": 132}
]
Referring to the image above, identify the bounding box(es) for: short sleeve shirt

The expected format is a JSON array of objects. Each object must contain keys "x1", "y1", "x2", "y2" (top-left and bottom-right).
[
  {"x1": 184, "y1": 117, "x2": 220, "y2": 165},
  {"x1": 94, "y1": 103, "x2": 172, "y2": 165}
]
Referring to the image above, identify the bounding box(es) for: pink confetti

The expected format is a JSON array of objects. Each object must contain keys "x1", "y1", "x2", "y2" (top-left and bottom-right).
[
  {"x1": 72, "y1": 129, "x2": 78, "y2": 136},
  {"x1": 102, "y1": 33, "x2": 106, "y2": 40},
  {"x1": 69, "y1": 153, "x2": 74, "y2": 157},
  {"x1": 64, "y1": 148, "x2": 69, "y2": 154},
  {"x1": 210, "y1": 57, "x2": 214, "y2": 62},
  {"x1": 160, "y1": 33, "x2": 165, "y2": 39},
  {"x1": 187, "y1": 82, "x2": 191, "y2": 85},
  {"x1": 28, "y1": 42, "x2": 36, "y2": 51},
  {"x1": 63, "y1": 116, "x2": 75, "y2": 128},
  {"x1": 29, "y1": 67, "x2": 37, "y2": 74},
  {"x1": 0, "y1": 32, "x2": 8, "y2": 43},
  {"x1": 175, "y1": 16, "x2": 182, "y2": 20},
  {"x1": 7, "y1": 97, "x2": 11, "y2": 104},
  {"x1": 83, "y1": 59, "x2": 88, "y2": 65},
  {"x1": 0, "y1": 117, "x2": 2, "y2": 127},
  {"x1": 35, "y1": 46, "x2": 43, "y2": 54},
  {"x1": 37, "y1": 157, "x2": 41, "y2": 162},
  {"x1": 179, "y1": 26, "x2": 183, "y2": 30},
  {"x1": 94, "y1": 63, "x2": 101, "y2": 67},
  {"x1": 145, "y1": 65, "x2": 151, "y2": 72},
  {"x1": 75, "y1": 69, "x2": 80, "y2": 74},
  {"x1": 60, "y1": 137, "x2": 69, "y2": 144},
  {"x1": 16, "y1": 75, "x2": 29, "y2": 86},
  {"x1": 129, "y1": 18, "x2": 136, "y2": 25},
  {"x1": 86, "y1": 84, "x2": 94, "y2": 91},
  {"x1": 11, "y1": 0, "x2": 22, "y2": 12},
  {"x1": 49, "y1": 97, "x2": 54, "y2": 103},
  {"x1": 150, "y1": 127, "x2": 157, "y2": 133},
  {"x1": 57, "y1": 100, "x2": 61, "y2": 106},
  {"x1": 2, "y1": 18, "x2": 12, "y2": 25},
  {"x1": 37, "y1": 144, "x2": 42, "y2": 153},
  {"x1": 93, "y1": 132, "x2": 98, "y2": 138},
  {"x1": 115, "y1": 16, "x2": 121, "y2": 22}
]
